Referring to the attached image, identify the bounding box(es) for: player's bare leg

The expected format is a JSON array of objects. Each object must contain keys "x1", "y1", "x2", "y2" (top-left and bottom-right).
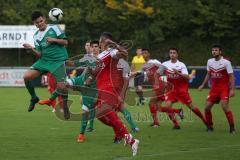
[
  {"x1": 158, "y1": 101, "x2": 184, "y2": 120},
  {"x1": 186, "y1": 103, "x2": 207, "y2": 126},
  {"x1": 220, "y1": 100, "x2": 235, "y2": 134},
  {"x1": 23, "y1": 70, "x2": 41, "y2": 112},
  {"x1": 165, "y1": 101, "x2": 180, "y2": 129},
  {"x1": 204, "y1": 101, "x2": 214, "y2": 132},
  {"x1": 149, "y1": 97, "x2": 160, "y2": 127}
]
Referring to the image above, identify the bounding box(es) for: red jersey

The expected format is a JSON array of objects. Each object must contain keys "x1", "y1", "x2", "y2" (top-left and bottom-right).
[
  {"x1": 142, "y1": 59, "x2": 161, "y2": 85},
  {"x1": 96, "y1": 48, "x2": 118, "y2": 89},
  {"x1": 207, "y1": 57, "x2": 233, "y2": 90},
  {"x1": 162, "y1": 60, "x2": 189, "y2": 93}
]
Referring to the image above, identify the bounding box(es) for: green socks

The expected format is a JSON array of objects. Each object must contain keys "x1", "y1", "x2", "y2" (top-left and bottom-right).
[
  {"x1": 88, "y1": 109, "x2": 95, "y2": 129},
  {"x1": 80, "y1": 112, "x2": 88, "y2": 134},
  {"x1": 121, "y1": 108, "x2": 137, "y2": 129},
  {"x1": 25, "y1": 80, "x2": 37, "y2": 99}
]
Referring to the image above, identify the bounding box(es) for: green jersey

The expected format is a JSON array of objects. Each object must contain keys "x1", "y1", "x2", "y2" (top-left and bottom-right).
[{"x1": 33, "y1": 24, "x2": 68, "y2": 61}]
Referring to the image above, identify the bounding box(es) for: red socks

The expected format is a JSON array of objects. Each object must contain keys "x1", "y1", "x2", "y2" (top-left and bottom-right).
[
  {"x1": 205, "y1": 109, "x2": 213, "y2": 127},
  {"x1": 149, "y1": 103, "x2": 159, "y2": 124},
  {"x1": 98, "y1": 111, "x2": 128, "y2": 139},
  {"x1": 225, "y1": 111, "x2": 234, "y2": 127},
  {"x1": 192, "y1": 107, "x2": 207, "y2": 125}
]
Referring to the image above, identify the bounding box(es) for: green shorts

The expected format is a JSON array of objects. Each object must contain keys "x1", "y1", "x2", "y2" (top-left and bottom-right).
[
  {"x1": 31, "y1": 59, "x2": 66, "y2": 82},
  {"x1": 70, "y1": 75, "x2": 97, "y2": 110}
]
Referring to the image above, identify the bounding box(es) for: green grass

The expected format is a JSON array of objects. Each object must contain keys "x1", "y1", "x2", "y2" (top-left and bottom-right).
[{"x1": 0, "y1": 88, "x2": 240, "y2": 160}]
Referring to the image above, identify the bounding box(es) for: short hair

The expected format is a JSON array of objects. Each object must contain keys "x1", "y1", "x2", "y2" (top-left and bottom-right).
[
  {"x1": 85, "y1": 40, "x2": 91, "y2": 44},
  {"x1": 136, "y1": 47, "x2": 142, "y2": 50},
  {"x1": 31, "y1": 11, "x2": 43, "y2": 21},
  {"x1": 212, "y1": 44, "x2": 222, "y2": 51},
  {"x1": 100, "y1": 32, "x2": 113, "y2": 40},
  {"x1": 142, "y1": 48, "x2": 149, "y2": 52},
  {"x1": 90, "y1": 40, "x2": 99, "y2": 46},
  {"x1": 169, "y1": 47, "x2": 178, "y2": 53}
]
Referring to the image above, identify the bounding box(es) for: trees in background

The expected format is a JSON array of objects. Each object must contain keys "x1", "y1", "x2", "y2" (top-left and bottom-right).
[{"x1": 0, "y1": 0, "x2": 239, "y2": 65}]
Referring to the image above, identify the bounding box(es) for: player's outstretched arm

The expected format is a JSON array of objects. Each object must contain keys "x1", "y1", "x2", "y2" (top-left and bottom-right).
[
  {"x1": 23, "y1": 43, "x2": 41, "y2": 58},
  {"x1": 106, "y1": 39, "x2": 128, "y2": 59},
  {"x1": 229, "y1": 73, "x2": 235, "y2": 97},
  {"x1": 46, "y1": 37, "x2": 68, "y2": 46},
  {"x1": 198, "y1": 71, "x2": 210, "y2": 91}
]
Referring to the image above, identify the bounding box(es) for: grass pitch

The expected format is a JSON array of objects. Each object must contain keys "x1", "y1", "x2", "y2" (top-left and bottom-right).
[{"x1": 0, "y1": 88, "x2": 239, "y2": 160}]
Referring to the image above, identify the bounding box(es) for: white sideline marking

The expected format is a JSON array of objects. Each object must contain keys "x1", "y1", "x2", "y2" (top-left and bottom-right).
[{"x1": 114, "y1": 144, "x2": 240, "y2": 160}]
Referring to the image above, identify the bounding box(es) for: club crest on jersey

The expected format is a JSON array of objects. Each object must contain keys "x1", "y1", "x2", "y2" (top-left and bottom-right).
[{"x1": 211, "y1": 72, "x2": 223, "y2": 78}]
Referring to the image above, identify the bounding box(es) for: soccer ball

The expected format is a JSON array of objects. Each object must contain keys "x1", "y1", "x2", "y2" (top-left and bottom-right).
[{"x1": 48, "y1": 8, "x2": 63, "y2": 22}]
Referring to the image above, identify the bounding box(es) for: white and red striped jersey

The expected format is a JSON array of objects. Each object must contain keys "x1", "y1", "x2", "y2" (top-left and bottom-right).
[
  {"x1": 207, "y1": 56, "x2": 233, "y2": 90},
  {"x1": 142, "y1": 59, "x2": 161, "y2": 84},
  {"x1": 96, "y1": 48, "x2": 118, "y2": 89},
  {"x1": 162, "y1": 60, "x2": 189, "y2": 92}
]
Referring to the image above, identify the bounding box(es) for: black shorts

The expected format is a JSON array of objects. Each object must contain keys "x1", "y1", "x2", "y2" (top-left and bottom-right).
[{"x1": 134, "y1": 72, "x2": 144, "y2": 87}]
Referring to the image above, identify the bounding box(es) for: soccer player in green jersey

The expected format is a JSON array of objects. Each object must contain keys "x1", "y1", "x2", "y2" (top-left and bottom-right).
[
  {"x1": 23, "y1": 11, "x2": 69, "y2": 119},
  {"x1": 67, "y1": 58, "x2": 98, "y2": 142},
  {"x1": 39, "y1": 40, "x2": 100, "y2": 141}
]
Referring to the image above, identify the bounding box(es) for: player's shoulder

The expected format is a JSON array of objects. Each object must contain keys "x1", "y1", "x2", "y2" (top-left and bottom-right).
[
  {"x1": 222, "y1": 57, "x2": 231, "y2": 64},
  {"x1": 98, "y1": 48, "x2": 115, "y2": 59},
  {"x1": 49, "y1": 24, "x2": 63, "y2": 33},
  {"x1": 207, "y1": 58, "x2": 215, "y2": 63},
  {"x1": 148, "y1": 59, "x2": 161, "y2": 64},
  {"x1": 176, "y1": 60, "x2": 186, "y2": 67},
  {"x1": 162, "y1": 60, "x2": 170, "y2": 65}
]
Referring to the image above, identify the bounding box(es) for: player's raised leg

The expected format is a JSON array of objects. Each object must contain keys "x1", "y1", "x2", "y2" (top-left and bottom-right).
[{"x1": 186, "y1": 103, "x2": 207, "y2": 125}]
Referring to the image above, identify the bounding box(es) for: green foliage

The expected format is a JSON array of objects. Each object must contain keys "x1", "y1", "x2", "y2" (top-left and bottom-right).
[{"x1": 0, "y1": 0, "x2": 240, "y2": 65}]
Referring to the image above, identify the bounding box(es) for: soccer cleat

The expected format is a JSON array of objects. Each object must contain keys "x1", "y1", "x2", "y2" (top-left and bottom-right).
[
  {"x1": 86, "y1": 127, "x2": 94, "y2": 132},
  {"x1": 28, "y1": 97, "x2": 39, "y2": 112},
  {"x1": 124, "y1": 134, "x2": 133, "y2": 146},
  {"x1": 206, "y1": 126, "x2": 214, "y2": 132},
  {"x1": 38, "y1": 99, "x2": 55, "y2": 107},
  {"x1": 131, "y1": 139, "x2": 140, "y2": 156},
  {"x1": 76, "y1": 134, "x2": 84, "y2": 142},
  {"x1": 113, "y1": 137, "x2": 122, "y2": 144},
  {"x1": 172, "y1": 125, "x2": 181, "y2": 130},
  {"x1": 178, "y1": 108, "x2": 184, "y2": 120},
  {"x1": 230, "y1": 126, "x2": 236, "y2": 134},
  {"x1": 150, "y1": 122, "x2": 160, "y2": 128},
  {"x1": 132, "y1": 127, "x2": 140, "y2": 133},
  {"x1": 52, "y1": 108, "x2": 56, "y2": 112}
]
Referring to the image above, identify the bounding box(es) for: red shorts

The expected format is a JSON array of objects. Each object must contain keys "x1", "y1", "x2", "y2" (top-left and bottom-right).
[
  {"x1": 165, "y1": 91, "x2": 192, "y2": 105},
  {"x1": 207, "y1": 88, "x2": 229, "y2": 104},
  {"x1": 152, "y1": 87, "x2": 165, "y2": 101},
  {"x1": 96, "y1": 86, "x2": 120, "y2": 109}
]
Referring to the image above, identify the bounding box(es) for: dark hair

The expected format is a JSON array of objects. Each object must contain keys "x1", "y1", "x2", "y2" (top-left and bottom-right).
[
  {"x1": 31, "y1": 11, "x2": 44, "y2": 21},
  {"x1": 100, "y1": 32, "x2": 113, "y2": 40},
  {"x1": 212, "y1": 44, "x2": 222, "y2": 50},
  {"x1": 142, "y1": 48, "x2": 149, "y2": 52},
  {"x1": 169, "y1": 47, "x2": 178, "y2": 53},
  {"x1": 85, "y1": 40, "x2": 91, "y2": 44},
  {"x1": 90, "y1": 40, "x2": 99, "y2": 46},
  {"x1": 136, "y1": 47, "x2": 142, "y2": 50}
]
